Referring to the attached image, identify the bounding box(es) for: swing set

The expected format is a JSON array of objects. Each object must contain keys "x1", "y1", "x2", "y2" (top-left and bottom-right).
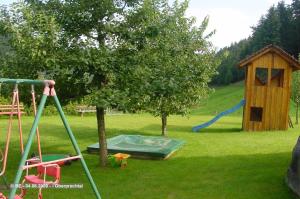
[{"x1": 0, "y1": 78, "x2": 101, "y2": 199}]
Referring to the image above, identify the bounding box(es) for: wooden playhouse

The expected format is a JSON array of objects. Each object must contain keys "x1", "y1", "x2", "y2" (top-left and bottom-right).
[{"x1": 238, "y1": 45, "x2": 300, "y2": 131}]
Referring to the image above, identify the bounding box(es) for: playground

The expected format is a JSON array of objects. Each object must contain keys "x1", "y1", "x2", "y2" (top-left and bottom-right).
[
  {"x1": 0, "y1": 83, "x2": 298, "y2": 199},
  {"x1": 1, "y1": 0, "x2": 300, "y2": 198}
]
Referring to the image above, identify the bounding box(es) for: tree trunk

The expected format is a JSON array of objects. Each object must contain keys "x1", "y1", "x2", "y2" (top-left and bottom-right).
[
  {"x1": 161, "y1": 114, "x2": 167, "y2": 136},
  {"x1": 297, "y1": 101, "x2": 299, "y2": 125},
  {"x1": 96, "y1": 107, "x2": 107, "y2": 167}
]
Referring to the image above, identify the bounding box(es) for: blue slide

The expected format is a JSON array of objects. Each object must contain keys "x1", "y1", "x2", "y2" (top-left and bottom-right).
[{"x1": 192, "y1": 99, "x2": 246, "y2": 132}]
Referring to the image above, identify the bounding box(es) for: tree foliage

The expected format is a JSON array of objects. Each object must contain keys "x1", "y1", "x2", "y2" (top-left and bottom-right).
[
  {"x1": 123, "y1": 0, "x2": 218, "y2": 135},
  {"x1": 0, "y1": 0, "x2": 142, "y2": 167},
  {"x1": 213, "y1": 0, "x2": 300, "y2": 86},
  {"x1": 212, "y1": 39, "x2": 249, "y2": 85},
  {"x1": 0, "y1": 3, "x2": 62, "y2": 78},
  {"x1": 0, "y1": 0, "x2": 219, "y2": 163},
  {"x1": 292, "y1": 69, "x2": 300, "y2": 124},
  {"x1": 29, "y1": 0, "x2": 143, "y2": 167}
]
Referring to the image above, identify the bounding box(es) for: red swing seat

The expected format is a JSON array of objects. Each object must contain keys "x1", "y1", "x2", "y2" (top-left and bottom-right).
[
  {"x1": 0, "y1": 192, "x2": 23, "y2": 199},
  {"x1": 23, "y1": 164, "x2": 60, "y2": 185},
  {"x1": 21, "y1": 164, "x2": 60, "y2": 199}
]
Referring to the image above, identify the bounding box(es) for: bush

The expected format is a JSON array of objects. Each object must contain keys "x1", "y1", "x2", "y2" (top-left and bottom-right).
[
  {"x1": 43, "y1": 101, "x2": 83, "y2": 116},
  {"x1": 43, "y1": 105, "x2": 57, "y2": 116},
  {"x1": 63, "y1": 102, "x2": 79, "y2": 115},
  {"x1": 0, "y1": 96, "x2": 10, "y2": 104}
]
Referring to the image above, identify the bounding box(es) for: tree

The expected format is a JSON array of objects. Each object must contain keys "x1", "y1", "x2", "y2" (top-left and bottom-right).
[
  {"x1": 0, "y1": 3, "x2": 61, "y2": 78},
  {"x1": 0, "y1": 2, "x2": 69, "y2": 106},
  {"x1": 212, "y1": 1, "x2": 300, "y2": 87},
  {"x1": 292, "y1": 69, "x2": 300, "y2": 124},
  {"x1": 125, "y1": 0, "x2": 218, "y2": 136},
  {"x1": 292, "y1": 0, "x2": 300, "y2": 56},
  {"x1": 212, "y1": 39, "x2": 250, "y2": 85},
  {"x1": 22, "y1": 0, "x2": 143, "y2": 167},
  {"x1": 250, "y1": 6, "x2": 281, "y2": 52},
  {"x1": 277, "y1": 1, "x2": 295, "y2": 55}
]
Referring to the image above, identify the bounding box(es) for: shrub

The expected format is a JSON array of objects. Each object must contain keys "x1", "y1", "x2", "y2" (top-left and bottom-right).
[
  {"x1": 0, "y1": 96, "x2": 10, "y2": 104},
  {"x1": 43, "y1": 105, "x2": 57, "y2": 116},
  {"x1": 63, "y1": 102, "x2": 79, "y2": 115}
]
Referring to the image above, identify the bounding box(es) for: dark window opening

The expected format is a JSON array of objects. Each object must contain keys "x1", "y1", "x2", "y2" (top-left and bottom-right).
[
  {"x1": 271, "y1": 69, "x2": 284, "y2": 87},
  {"x1": 255, "y1": 68, "x2": 268, "y2": 86},
  {"x1": 250, "y1": 107, "x2": 263, "y2": 122}
]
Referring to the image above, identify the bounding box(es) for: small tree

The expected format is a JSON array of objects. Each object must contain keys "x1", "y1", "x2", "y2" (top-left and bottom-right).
[
  {"x1": 292, "y1": 69, "x2": 300, "y2": 124},
  {"x1": 126, "y1": 0, "x2": 219, "y2": 136}
]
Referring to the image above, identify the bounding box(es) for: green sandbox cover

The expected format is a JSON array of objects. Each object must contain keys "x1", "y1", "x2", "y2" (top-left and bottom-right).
[
  {"x1": 87, "y1": 135, "x2": 184, "y2": 159},
  {"x1": 41, "y1": 154, "x2": 69, "y2": 162}
]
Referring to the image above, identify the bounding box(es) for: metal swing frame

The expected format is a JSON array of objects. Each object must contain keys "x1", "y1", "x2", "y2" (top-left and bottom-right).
[
  {"x1": 0, "y1": 78, "x2": 101, "y2": 199},
  {"x1": 0, "y1": 84, "x2": 24, "y2": 177}
]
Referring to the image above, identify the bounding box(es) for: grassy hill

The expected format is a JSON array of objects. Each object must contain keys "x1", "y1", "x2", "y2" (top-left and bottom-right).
[
  {"x1": 191, "y1": 82, "x2": 244, "y2": 116},
  {"x1": 191, "y1": 81, "x2": 297, "y2": 120}
]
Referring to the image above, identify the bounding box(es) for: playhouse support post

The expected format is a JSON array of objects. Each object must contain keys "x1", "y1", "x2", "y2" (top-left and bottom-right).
[
  {"x1": 9, "y1": 94, "x2": 48, "y2": 199},
  {"x1": 296, "y1": 102, "x2": 299, "y2": 124},
  {"x1": 53, "y1": 95, "x2": 101, "y2": 199}
]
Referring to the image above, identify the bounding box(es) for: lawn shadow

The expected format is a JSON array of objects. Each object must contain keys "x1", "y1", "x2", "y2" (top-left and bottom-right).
[
  {"x1": 197, "y1": 127, "x2": 242, "y2": 134},
  {"x1": 106, "y1": 128, "x2": 163, "y2": 137},
  {"x1": 160, "y1": 152, "x2": 296, "y2": 199},
  {"x1": 88, "y1": 151, "x2": 298, "y2": 199},
  {"x1": 140, "y1": 124, "x2": 192, "y2": 134},
  {"x1": 4, "y1": 151, "x2": 297, "y2": 199},
  {"x1": 202, "y1": 119, "x2": 242, "y2": 125}
]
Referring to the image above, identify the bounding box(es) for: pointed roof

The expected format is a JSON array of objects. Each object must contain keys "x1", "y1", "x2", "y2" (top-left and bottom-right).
[{"x1": 238, "y1": 45, "x2": 300, "y2": 70}]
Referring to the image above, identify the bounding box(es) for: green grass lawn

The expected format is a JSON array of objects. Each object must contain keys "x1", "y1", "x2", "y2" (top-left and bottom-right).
[{"x1": 0, "y1": 83, "x2": 299, "y2": 199}]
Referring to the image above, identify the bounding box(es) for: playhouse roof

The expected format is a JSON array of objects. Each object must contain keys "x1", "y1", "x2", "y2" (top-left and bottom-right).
[{"x1": 238, "y1": 44, "x2": 300, "y2": 70}]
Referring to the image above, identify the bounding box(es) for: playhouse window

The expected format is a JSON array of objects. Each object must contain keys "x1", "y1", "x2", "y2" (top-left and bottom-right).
[
  {"x1": 250, "y1": 107, "x2": 263, "y2": 122},
  {"x1": 271, "y1": 69, "x2": 284, "y2": 87},
  {"x1": 255, "y1": 68, "x2": 268, "y2": 86}
]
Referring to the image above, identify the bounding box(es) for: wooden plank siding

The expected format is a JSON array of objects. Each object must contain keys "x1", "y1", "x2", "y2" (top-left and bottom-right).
[
  {"x1": 242, "y1": 52, "x2": 292, "y2": 131},
  {"x1": 243, "y1": 64, "x2": 252, "y2": 130},
  {"x1": 239, "y1": 45, "x2": 300, "y2": 131}
]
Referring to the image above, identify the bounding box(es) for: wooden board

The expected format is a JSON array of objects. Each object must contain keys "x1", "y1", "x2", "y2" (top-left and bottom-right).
[{"x1": 243, "y1": 52, "x2": 291, "y2": 131}]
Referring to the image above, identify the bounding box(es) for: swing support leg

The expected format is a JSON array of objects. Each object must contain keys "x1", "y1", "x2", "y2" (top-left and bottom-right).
[
  {"x1": 9, "y1": 94, "x2": 48, "y2": 199},
  {"x1": 4, "y1": 78, "x2": 101, "y2": 199},
  {"x1": 53, "y1": 95, "x2": 101, "y2": 199},
  {"x1": 9, "y1": 96, "x2": 101, "y2": 199}
]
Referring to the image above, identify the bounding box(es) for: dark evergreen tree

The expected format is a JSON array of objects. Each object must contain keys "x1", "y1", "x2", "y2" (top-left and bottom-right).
[
  {"x1": 250, "y1": 6, "x2": 281, "y2": 52},
  {"x1": 292, "y1": 0, "x2": 300, "y2": 56},
  {"x1": 214, "y1": 1, "x2": 300, "y2": 85},
  {"x1": 277, "y1": 1, "x2": 295, "y2": 55},
  {"x1": 212, "y1": 39, "x2": 250, "y2": 85}
]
